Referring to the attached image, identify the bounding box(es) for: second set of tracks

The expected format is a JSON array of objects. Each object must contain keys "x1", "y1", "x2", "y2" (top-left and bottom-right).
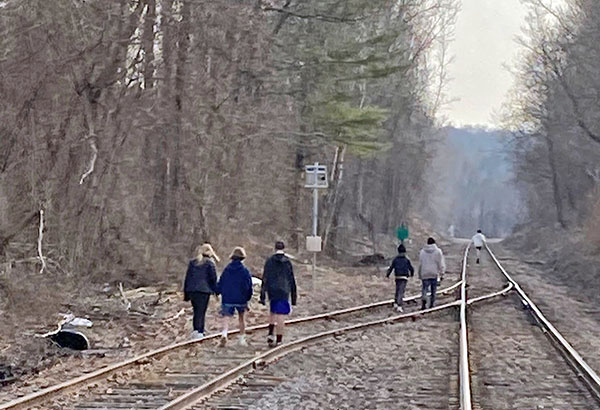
[{"x1": 2, "y1": 243, "x2": 600, "y2": 409}]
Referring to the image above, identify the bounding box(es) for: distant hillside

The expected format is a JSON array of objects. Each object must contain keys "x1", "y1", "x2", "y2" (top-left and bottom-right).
[{"x1": 425, "y1": 126, "x2": 523, "y2": 238}]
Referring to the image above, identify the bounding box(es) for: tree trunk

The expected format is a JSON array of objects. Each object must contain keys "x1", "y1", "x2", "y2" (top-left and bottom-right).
[
  {"x1": 544, "y1": 133, "x2": 567, "y2": 229},
  {"x1": 323, "y1": 145, "x2": 346, "y2": 255},
  {"x1": 167, "y1": 0, "x2": 190, "y2": 236},
  {"x1": 142, "y1": 0, "x2": 156, "y2": 90}
]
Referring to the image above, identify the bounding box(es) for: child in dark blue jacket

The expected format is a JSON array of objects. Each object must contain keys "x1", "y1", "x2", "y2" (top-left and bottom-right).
[
  {"x1": 216, "y1": 246, "x2": 253, "y2": 346},
  {"x1": 386, "y1": 244, "x2": 414, "y2": 312}
]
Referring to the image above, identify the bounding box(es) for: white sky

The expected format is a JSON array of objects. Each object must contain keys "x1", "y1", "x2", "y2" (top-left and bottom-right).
[{"x1": 443, "y1": 0, "x2": 528, "y2": 127}]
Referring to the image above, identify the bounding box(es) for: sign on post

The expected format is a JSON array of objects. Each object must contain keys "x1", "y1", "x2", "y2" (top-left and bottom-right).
[
  {"x1": 396, "y1": 225, "x2": 409, "y2": 242},
  {"x1": 306, "y1": 235, "x2": 322, "y2": 252},
  {"x1": 304, "y1": 164, "x2": 328, "y2": 189}
]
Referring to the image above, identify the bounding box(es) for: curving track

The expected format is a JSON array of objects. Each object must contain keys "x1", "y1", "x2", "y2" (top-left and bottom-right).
[
  {"x1": 2, "y1": 243, "x2": 600, "y2": 409},
  {"x1": 0, "y1": 281, "x2": 463, "y2": 410},
  {"x1": 464, "y1": 245, "x2": 600, "y2": 409},
  {"x1": 176, "y1": 244, "x2": 600, "y2": 410}
]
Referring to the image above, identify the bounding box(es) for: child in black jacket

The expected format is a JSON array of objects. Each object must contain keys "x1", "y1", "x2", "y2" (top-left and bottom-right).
[{"x1": 386, "y1": 244, "x2": 414, "y2": 312}]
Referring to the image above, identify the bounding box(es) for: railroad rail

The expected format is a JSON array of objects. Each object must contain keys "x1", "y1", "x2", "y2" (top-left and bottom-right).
[
  {"x1": 0, "y1": 281, "x2": 463, "y2": 410},
  {"x1": 4, "y1": 243, "x2": 599, "y2": 409},
  {"x1": 159, "y1": 289, "x2": 513, "y2": 410},
  {"x1": 160, "y1": 243, "x2": 521, "y2": 410},
  {"x1": 459, "y1": 244, "x2": 472, "y2": 410},
  {"x1": 485, "y1": 244, "x2": 600, "y2": 404},
  {"x1": 158, "y1": 301, "x2": 462, "y2": 410}
]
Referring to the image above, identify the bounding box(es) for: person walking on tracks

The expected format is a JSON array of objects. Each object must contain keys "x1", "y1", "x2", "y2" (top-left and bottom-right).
[
  {"x1": 386, "y1": 244, "x2": 414, "y2": 313},
  {"x1": 216, "y1": 247, "x2": 253, "y2": 347},
  {"x1": 183, "y1": 243, "x2": 220, "y2": 340},
  {"x1": 418, "y1": 237, "x2": 446, "y2": 309},
  {"x1": 260, "y1": 241, "x2": 297, "y2": 347},
  {"x1": 471, "y1": 229, "x2": 486, "y2": 264}
]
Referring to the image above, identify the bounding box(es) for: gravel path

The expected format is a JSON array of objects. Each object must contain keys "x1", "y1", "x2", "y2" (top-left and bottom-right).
[
  {"x1": 493, "y1": 244, "x2": 600, "y2": 379},
  {"x1": 198, "y1": 312, "x2": 460, "y2": 410}
]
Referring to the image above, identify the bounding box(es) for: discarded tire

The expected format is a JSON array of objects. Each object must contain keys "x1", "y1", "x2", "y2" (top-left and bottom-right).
[{"x1": 48, "y1": 329, "x2": 89, "y2": 350}]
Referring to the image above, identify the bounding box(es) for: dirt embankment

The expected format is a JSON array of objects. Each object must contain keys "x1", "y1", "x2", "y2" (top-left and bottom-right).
[{"x1": 505, "y1": 226, "x2": 600, "y2": 307}]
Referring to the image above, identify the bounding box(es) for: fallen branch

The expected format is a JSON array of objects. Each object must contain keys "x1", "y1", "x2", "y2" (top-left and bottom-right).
[
  {"x1": 130, "y1": 307, "x2": 151, "y2": 316},
  {"x1": 169, "y1": 308, "x2": 186, "y2": 321},
  {"x1": 118, "y1": 282, "x2": 132, "y2": 311},
  {"x1": 122, "y1": 287, "x2": 160, "y2": 298}
]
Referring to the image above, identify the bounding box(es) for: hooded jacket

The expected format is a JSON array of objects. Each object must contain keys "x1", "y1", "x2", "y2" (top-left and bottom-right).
[
  {"x1": 216, "y1": 260, "x2": 253, "y2": 305},
  {"x1": 184, "y1": 257, "x2": 218, "y2": 296},
  {"x1": 418, "y1": 244, "x2": 446, "y2": 280},
  {"x1": 260, "y1": 253, "x2": 297, "y2": 305}
]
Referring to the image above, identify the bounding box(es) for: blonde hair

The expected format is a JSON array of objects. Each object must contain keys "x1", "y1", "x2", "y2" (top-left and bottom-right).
[{"x1": 195, "y1": 243, "x2": 220, "y2": 263}]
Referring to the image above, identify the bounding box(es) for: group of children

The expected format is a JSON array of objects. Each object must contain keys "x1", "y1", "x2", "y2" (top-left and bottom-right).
[
  {"x1": 183, "y1": 241, "x2": 297, "y2": 347},
  {"x1": 385, "y1": 230, "x2": 486, "y2": 312},
  {"x1": 184, "y1": 231, "x2": 485, "y2": 348},
  {"x1": 385, "y1": 237, "x2": 446, "y2": 312}
]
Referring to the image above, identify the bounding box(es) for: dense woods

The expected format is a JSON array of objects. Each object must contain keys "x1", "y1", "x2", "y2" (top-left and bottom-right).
[
  {"x1": 505, "y1": 0, "x2": 600, "y2": 246},
  {"x1": 503, "y1": 0, "x2": 600, "y2": 300},
  {"x1": 0, "y1": 0, "x2": 459, "y2": 313}
]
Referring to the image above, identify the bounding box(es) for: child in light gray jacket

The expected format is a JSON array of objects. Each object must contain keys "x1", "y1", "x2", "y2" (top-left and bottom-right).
[{"x1": 418, "y1": 237, "x2": 446, "y2": 309}]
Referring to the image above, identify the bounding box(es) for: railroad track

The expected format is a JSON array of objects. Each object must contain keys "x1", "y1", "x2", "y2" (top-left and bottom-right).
[
  {"x1": 167, "y1": 244, "x2": 600, "y2": 410},
  {"x1": 461, "y1": 244, "x2": 600, "y2": 410},
  {"x1": 0, "y1": 279, "x2": 465, "y2": 410},
  {"x1": 3, "y1": 243, "x2": 600, "y2": 409}
]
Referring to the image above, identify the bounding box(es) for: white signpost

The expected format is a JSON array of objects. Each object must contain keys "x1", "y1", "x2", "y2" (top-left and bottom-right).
[{"x1": 304, "y1": 162, "x2": 328, "y2": 289}]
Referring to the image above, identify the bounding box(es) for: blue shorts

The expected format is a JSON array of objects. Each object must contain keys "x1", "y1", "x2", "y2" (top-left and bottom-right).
[
  {"x1": 270, "y1": 300, "x2": 291, "y2": 315},
  {"x1": 220, "y1": 303, "x2": 247, "y2": 317}
]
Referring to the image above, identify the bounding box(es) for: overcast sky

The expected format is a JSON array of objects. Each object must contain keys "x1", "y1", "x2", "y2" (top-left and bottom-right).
[{"x1": 443, "y1": 0, "x2": 528, "y2": 127}]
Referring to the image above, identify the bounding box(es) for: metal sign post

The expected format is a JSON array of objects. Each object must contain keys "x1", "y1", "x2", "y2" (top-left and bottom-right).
[{"x1": 305, "y1": 162, "x2": 328, "y2": 289}]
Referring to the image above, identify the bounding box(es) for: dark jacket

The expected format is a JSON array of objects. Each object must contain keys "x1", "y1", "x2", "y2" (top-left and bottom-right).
[
  {"x1": 386, "y1": 254, "x2": 415, "y2": 279},
  {"x1": 184, "y1": 258, "x2": 218, "y2": 299},
  {"x1": 260, "y1": 253, "x2": 297, "y2": 305},
  {"x1": 216, "y1": 260, "x2": 253, "y2": 305}
]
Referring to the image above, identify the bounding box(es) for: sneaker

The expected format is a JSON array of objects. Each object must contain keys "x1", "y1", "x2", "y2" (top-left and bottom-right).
[
  {"x1": 219, "y1": 335, "x2": 227, "y2": 347},
  {"x1": 267, "y1": 334, "x2": 276, "y2": 347},
  {"x1": 190, "y1": 331, "x2": 204, "y2": 340},
  {"x1": 238, "y1": 335, "x2": 248, "y2": 346},
  {"x1": 396, "y1": 306, "x2": 404, "y2": 313},
  {"x1": 393, "y1": 303, "x2": 398, "y2": 309}
]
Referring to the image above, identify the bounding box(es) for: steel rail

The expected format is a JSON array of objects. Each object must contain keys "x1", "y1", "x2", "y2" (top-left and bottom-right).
[
  {"x1": 0, "y1": 281, "x2": 462, "y2": 410},
  {"x1": 459, "y1": 244, "x2": 473, "y2": 410},
  {"x1": 160, "y1": 283, "x2": 513, "y2": 410},
  {"x1": 158, "y1": 300, "x2": 462, "y2": 410},
  {"x1": 486, "y1": 244, "x2": 600, "y2": 403}
]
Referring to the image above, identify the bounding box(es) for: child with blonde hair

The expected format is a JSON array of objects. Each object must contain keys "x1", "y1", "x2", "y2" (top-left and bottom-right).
[{"x1": 183, "y1": 243, "x2": 219, "y2": 339}]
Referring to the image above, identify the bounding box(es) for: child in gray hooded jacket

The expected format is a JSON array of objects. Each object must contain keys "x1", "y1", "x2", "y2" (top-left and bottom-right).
[{"x1": 418, "y1": 237, "x2": 446, "y2": 309}]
